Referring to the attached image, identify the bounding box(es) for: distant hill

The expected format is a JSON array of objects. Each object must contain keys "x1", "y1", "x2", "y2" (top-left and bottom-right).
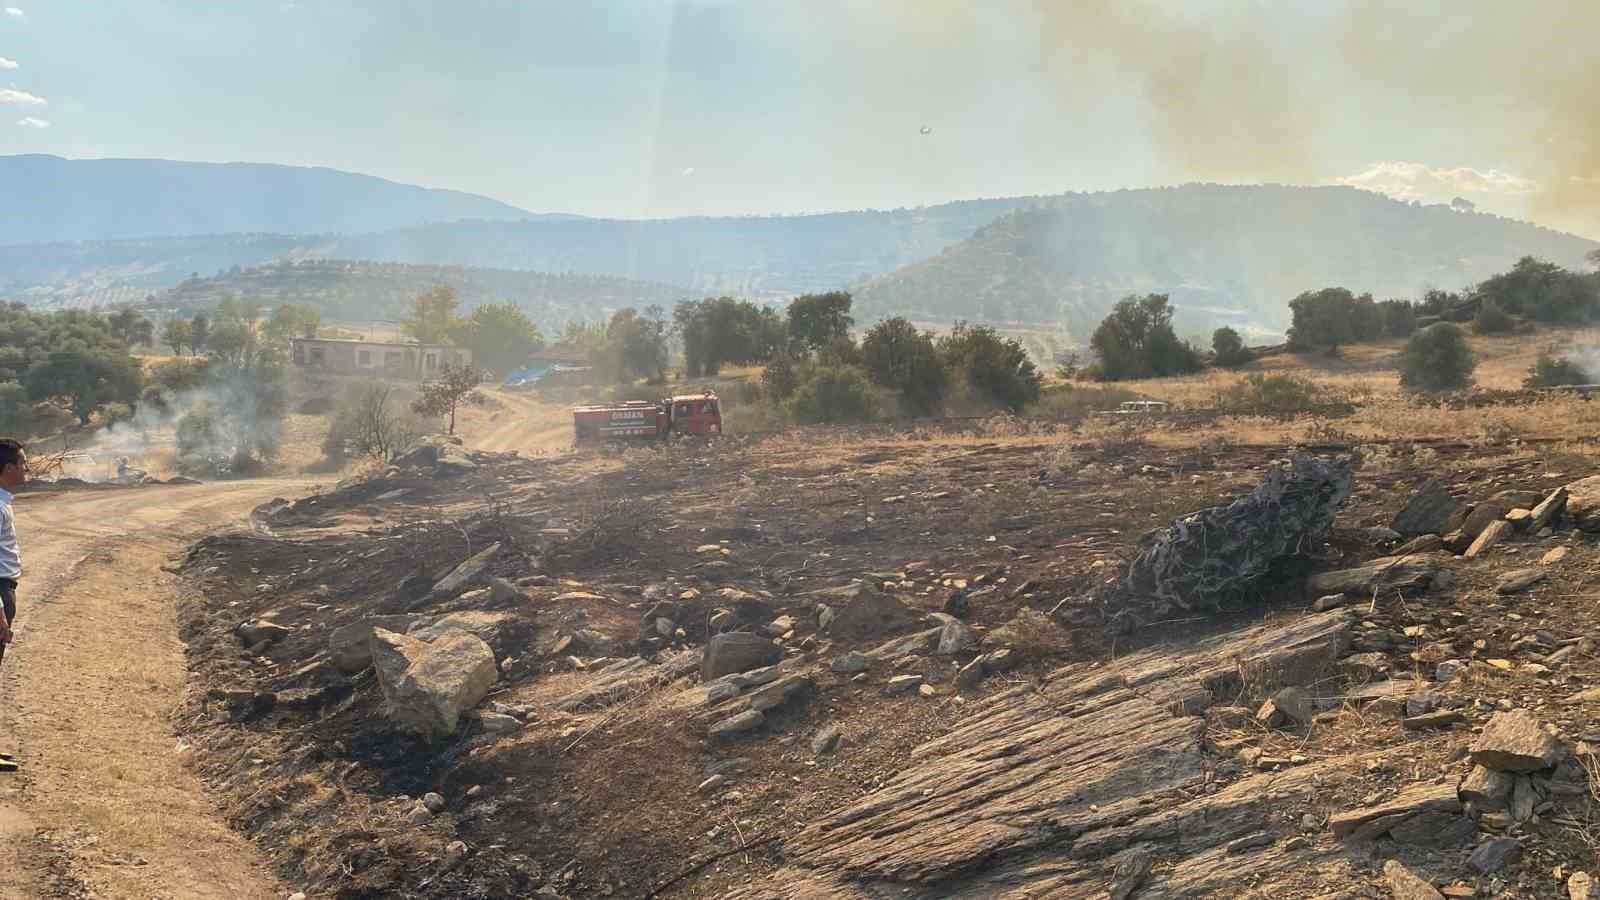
[
  {"x1": 852, "y1": 185, "x2": 1600, "y2": 341},
  {"x1": 0, "y1": 195, "x2": 1045, "y2": 308},
  {"x1": 148, "y1": 260, "x2": 690, "y2": 328},
  {"x1": 0, "y1": 154, "x2": 538, "y2": 245}
]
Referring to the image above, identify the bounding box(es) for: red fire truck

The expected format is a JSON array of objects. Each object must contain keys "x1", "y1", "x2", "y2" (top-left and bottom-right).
[{"x1": 572, "y1": 391, "x2": 723, "y2": 444}]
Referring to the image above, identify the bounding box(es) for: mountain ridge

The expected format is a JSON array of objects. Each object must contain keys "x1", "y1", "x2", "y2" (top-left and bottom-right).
[{"x1": 0, "y1": 154, "x2": 541, "y2": 245}]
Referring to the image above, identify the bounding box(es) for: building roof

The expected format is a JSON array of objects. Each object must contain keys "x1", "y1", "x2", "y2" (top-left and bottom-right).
[{"x1": 290, "y1": 337, "x2": 455, "y2": 350}]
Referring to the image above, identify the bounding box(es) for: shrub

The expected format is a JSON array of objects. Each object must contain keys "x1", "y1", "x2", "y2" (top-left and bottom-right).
[
  {"x1": 1523, "y1": 351, "x2": 1592, "y2": 388},
  {"x1": 783, "y1": 363, "x2": 883, "y2": 424},
  {"x1": 1474, "y1": 298, "x2": 1515, "y2": 334},
  {"x1": 761, "y1": 353, "x2": 801, "y2": 400},
  {"x1": 323, "y1": 381, "x2": 427, "y2": 464},
  {"x1": 1211, "y1": 327, "x2": 1252, "y2": 367},
  {"x1": 1378, "y1": 299, "x2": 1418, "y2": 337},
  {"x1": 1400, "y1": 323, "x2": 1476, "y2": 393},
  {"x1": 1216, "y1": 373, "x2": 1322, "y2": 414}
]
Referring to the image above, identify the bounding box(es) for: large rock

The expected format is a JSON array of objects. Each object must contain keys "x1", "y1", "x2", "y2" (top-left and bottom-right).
[
  {"x1": 1470, "y1": 710, "x2": 1561, "y2": 772},
  {"x1": 824, "y1": 585, "x2": 923, "y2": 640},
  {"x1": 1494, "y1": 569, "x2": 1546, "y2": 594},
  {"x1": 1392, "y1": 480, "x2": 1463, "y2": 537},
  {"x1": 329, "y1": 614, "x2": 419, "y2": 673},
  {"x1": 702, "y1": 632, "x2": 782, "y2": 680},
  {"x1": 1463, "y1": 519, "x2": 1512, "y2": 559},
  {"x1": 408, "y1": 610, "x2": 514, "y2": 645},
  {"x1": 371, "y1": 628, "x2": 499, "y2": 739},
  {"x1": 1329, "y1": 782, "x2": 1461, "y2": 839},
  {"x1": 1563, "y1": 475, "x2": 1600, "y2": 531},
  {"x1": 430, "y1": 542, "x2": 502, "y2": 598},
  {"x1": 1383, "y1": 860, "x2": 1445, "y2": 900},
  {"x1": 1444, "y1": 501, "x2": 1510, "y2": 552},
  {"x1": 1307, "y1": 554, "x2": 1449, "y2": 597},
  {"x1": 1530, "y1": 487, "x2": 1568, "y2": 531},
  {"x1": 1459, "y1": 765, "x2": 1515, "y2": 810}
]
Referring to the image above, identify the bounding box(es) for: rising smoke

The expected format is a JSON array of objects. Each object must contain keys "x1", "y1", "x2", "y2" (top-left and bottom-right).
[{"x1": 1025, "y1": 0, "x2": 1599, "y2": 236}]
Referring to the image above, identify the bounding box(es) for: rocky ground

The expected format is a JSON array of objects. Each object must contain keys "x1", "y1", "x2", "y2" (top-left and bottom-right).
[{"x1": 172, "y1": 429, "x2": 1599, "y2": 899}]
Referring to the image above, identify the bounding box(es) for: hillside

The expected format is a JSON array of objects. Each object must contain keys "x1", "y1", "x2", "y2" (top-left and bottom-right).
[
  {"x1": 0, "y1": 155, "x2": 536, "y2": 245},
  {"x1": 854, "y1": 185, "x2": 1600, "y2": 341},
  {"x1": 0, "y1": 195, "x2": 1044, "y2": 308},
  {"x1": 150, "y1": 260, "x2": 690, "y2": 326}
]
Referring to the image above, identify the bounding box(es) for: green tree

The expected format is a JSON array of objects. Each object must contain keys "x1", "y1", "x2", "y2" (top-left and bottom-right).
[
  {"x1": 784, "y1": 363, "x2": 881, "y2": 424},
  {"x1": 1089, "y1": 294, "x2": 1203, "y2": 380},
  {"x1": 674, "y1": 298, "x2": 784, "y2": 377},
  {"x1": 401, "y1": 285, "x2": 463, "y2": 344},
  {"x1": 0, "y1": 382, "x2": 29, "y2": 434},
  {"x1": 262, "y1": 303, "x2": 322, "y2": 347},
  {"x1": 938, "y1": 322, "x2": 1041, "y2": 410},
  {"x1": 786, "y1": 291, "x2": 854, "y2": 353},
  {"x1": 1211, "y1": 326, "x2": 1251, "y2": 368},
  {"x1": 455, "y1": 302, "x2": 545, "y2": 375},
  {"x1": 412, "y1": 362, "x2": 484, "y2": 435},
  {"x1": 1474, "y1": 297, "x2": 1515, "y2": 334},
  {"x1": 1476, "y1": 256, "x2": 1599, "y2": 323},
  {"x1": 860, "y1": 317, "x2": 948, "y2": 416},
  {"x1": 23, "y1": 350, "x2": 145, "y2": 425},
  {"x1": 761, "y1": 352, "x2": 801, "y2": 400},
  {"x1": 189, "y1": 313, "x2": 210, "y2": 355},
  {"x1": 162, "y1": 318, "x2": 193, "y2": 356},
  {"x1": 597, "y1": 306, "x2": 667, "y2": 383},
  {"x1": 1378, "y1": 299, "x2": 1418, "y2": 337},
  {"x1": 1287, "y1": 287, "x2": 1363, "y2": 351},
  {"x1": 106, "y1": 307, "x2": 154, "y2": 349},
  {"x1": 1400, "y1": 323, "x2": 1476, "y2": 394}
]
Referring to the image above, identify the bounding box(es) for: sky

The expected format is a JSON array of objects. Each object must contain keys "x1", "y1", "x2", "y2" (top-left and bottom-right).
[{"x1": 1, "y1": 1, "x2": 1596, "y2": 236}]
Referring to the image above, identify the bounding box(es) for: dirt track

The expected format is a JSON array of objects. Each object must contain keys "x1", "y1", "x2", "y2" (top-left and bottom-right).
[{"x1": 0, "y1": 478, "x2": 323, "y2": 899}]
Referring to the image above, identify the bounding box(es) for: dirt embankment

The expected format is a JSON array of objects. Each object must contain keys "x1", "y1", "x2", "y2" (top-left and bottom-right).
[{"x1": 173, "y1": 432, "x2": 1600, "y2": 899}]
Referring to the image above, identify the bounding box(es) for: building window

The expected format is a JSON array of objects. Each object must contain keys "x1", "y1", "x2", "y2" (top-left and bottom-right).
[
  {"x1": 425, "y1": 353, "x2": 437, "y2": 371},
  {"x1": 358, "y1": 350, "x2": 372, "y2": 366},
  {"x1": 308, "y1": 348, "x2": 325, "y2": 367},
  {"x1": 385, "y1": 351, "x2": 404, "y2": 368}
]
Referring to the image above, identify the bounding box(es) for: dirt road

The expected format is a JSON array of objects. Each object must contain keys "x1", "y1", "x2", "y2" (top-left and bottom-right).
[
  {"x1": 0, "y1": 478, "x2": 323, "y2": 899},
  {"x1": 456, "y1": 388, "x2": 573, "y2": 455}
]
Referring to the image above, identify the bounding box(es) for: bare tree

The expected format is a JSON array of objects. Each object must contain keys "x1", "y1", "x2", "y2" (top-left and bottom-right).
[
  {"x1": 325, "y1": 382, "x2": 425, "y2": 462},
  {"x1": 412, "y1": 363, "x2": 484, "y2": 435}
]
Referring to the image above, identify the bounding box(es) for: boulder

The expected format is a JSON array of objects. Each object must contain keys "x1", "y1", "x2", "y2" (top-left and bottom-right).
[
  {"x1": 708, "y1": 709, "x2": 765, "y2": 739},
  {"x1": 1470, "y1": 709, "x2": 1561, "y2": 772},
  {"x1": 431, "y1": 543, "x2": 502, "y2": 598},
  {"x1": 825, "y1": 586, "x2": 923, "y2": 640},
  {"x1": 702, "y1": 632, "x2": 781, "y2": 680},
  {"x1": 747, "y1": 674, "x2": 813, "y2": 713},
  {"x1": 329, "y1": 614, "x2": 419, "y2": 673},
  {"x1": 1562, "y1": 475, "x2": 1600, "y2": 531},
  {"x1": 1444, "y1": 501, "x2": 1510, "y2": 553},
  {"x1": 830, "y1": 651, "x2": 870, "y2": 674},
  {"x1": 1394, "y1": 483, "x2": 1463, "y2": 537},
  {"x1": 1463, "y1": 519, "x2": 1512, "y2": 558},
  {"x1": 1494, "y1": 569, "x2": 1546, "y2": 594},
  {"x1": 1256, "y1": 686, "x2": 1313, "y2": 728},
  {"x1": 1458, "y1": 765, "x2": 1515, "y2": 810},
  {"x1": 1307, "y1": 554, "x2": 1449, "y2": 597},
  {"x1": 408, "y1": 610, "x2": 514, "y2": 645},
  {"x1": 1383, "y1": 860, "x2": 1446, "y2": 900},
  {"x1": 1530, "y1": 487, "x2": 1568, "y2": 531},
  {"x1": 371, "y1": 629, "x2": 499, "y2": 739},
  {"x1": 935, "y1": 619, "x2": 976, "y2": 655},
  {"x1": 487, "y1": 577, "x2": 525, "y2": 604},
  {"x1": 811, "y1": 725, "x2": 843, "y2": 755},
  {"x1": 1466, "y1": 837, "x2": 1521, "y2": 875}
]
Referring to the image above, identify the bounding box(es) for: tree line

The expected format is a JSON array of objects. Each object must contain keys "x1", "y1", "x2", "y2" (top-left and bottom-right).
[{"x1": 1085, "y1": 254, "x2": 1600, "y2": 388}]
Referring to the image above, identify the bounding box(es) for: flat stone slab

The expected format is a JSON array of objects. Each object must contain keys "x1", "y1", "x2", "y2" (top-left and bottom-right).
[{"x1": 1470, "y1": 709, "x2": 1561, "y2": 772}]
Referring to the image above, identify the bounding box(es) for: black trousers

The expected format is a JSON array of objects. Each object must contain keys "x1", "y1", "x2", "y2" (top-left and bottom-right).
[{"x1": 0, "y1": 578, "x2": 14, "y2": 667}]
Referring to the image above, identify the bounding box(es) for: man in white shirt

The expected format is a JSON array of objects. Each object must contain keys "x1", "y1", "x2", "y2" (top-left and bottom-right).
[{"x1": 0, "y1": 438, "x2": 24, "y2": 665}]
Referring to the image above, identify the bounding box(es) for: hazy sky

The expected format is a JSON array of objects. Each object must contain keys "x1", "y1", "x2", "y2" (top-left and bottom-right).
[{"x1": 2, "y1": 1, "x2": 1595, "y2": 235}]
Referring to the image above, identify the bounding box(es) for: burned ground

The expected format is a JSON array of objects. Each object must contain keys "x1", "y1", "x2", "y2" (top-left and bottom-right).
[{"x1": 173, "y1": 426, "x2": 1600, "y2": 899}]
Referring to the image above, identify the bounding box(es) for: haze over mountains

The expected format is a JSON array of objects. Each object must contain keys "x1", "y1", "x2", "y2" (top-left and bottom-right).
[
  {"x1": 2, "y1": 156, "x2": 1595, "y2": 340},
  {"x1": 0, "y1": 155, "x2": 536, "y2": 244}
]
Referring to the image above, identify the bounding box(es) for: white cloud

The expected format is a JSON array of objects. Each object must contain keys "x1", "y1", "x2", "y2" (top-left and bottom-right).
[
  {"x1": 0, "y1": 88, "x2": 44, "y2": 106},
  {"x1": 15, "y1": 115, "x2": 46, "y2": 128},
  {"x1": 2, "y1": 8, "x2": 22, "y2": 18},
  {"x1": 0, "y1": 58, "x2": 17, "y2": 70},
  {"x1": 1337, "y1": 161, "x2": 1538, "y2": 204}
]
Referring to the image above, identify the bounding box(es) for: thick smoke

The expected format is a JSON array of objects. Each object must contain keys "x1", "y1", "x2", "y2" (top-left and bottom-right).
[
  {"x1": 1026, "y1": 0, "x2": 1599, "y2": 235},
  {"x1": 81, "y1": 365, "x2": 284, "y2": 479}
]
